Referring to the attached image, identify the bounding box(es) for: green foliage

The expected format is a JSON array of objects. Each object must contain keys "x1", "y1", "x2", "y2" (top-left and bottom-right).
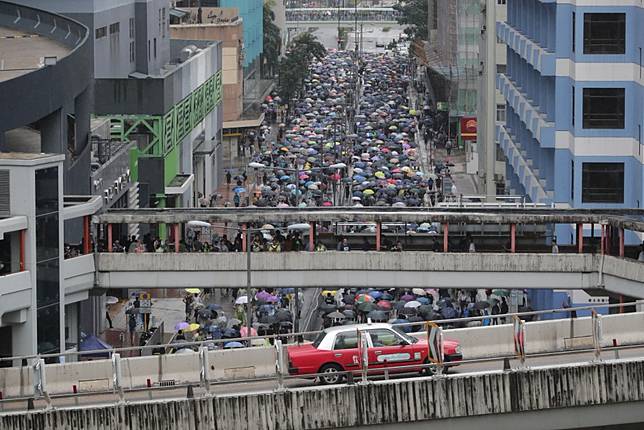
[
  {"x1": 394, "y1": 0, "x2": 428, "y2": 40},
  {"x1": 278, "y1": 32, "x2": 327, "y2": 106},
  {"x1": 262, "y1": 0, "x2": 282, "y2": 78}
]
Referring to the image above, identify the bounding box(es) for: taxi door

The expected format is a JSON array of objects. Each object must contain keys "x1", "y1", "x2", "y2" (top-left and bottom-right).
[
  {"x1": 366, "y1": 328, "x2": 422, "y2": 372},
  {"x1": 331, "y1": 330, "x2": 361, "y2": 372}
]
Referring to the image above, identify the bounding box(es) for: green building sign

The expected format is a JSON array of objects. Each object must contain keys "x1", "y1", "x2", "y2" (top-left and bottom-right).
[{"x1": 109, "y1": 71, "x2": 223, "y2": 185}]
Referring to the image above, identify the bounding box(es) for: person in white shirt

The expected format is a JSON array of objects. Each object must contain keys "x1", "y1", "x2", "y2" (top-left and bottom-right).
[{"x1": 551, "y1": 238, "x2": 559, "y2": 254}]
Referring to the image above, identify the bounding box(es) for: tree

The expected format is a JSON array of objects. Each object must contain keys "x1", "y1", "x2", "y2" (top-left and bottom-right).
[
  {"x1": 394, "y1": 0, "x2": 428, "y2": 41},
  {"x1": 289, "y1": 32, "x2": 327, "y2": 62},
  {"x1": 262, "y1": 0, "x2": 282, "y2": 78},
  {"x1": 277, "y1": 33, "x2": 326, "y2": 109}
]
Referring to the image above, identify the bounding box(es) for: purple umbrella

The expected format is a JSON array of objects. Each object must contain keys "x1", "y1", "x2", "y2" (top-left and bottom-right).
[
  {"x1": 401, "y1": 294, "x2": 416, "y2": 302},
  {"x1": 175, "y1": 321, "x2": 189, "y2": 331}
]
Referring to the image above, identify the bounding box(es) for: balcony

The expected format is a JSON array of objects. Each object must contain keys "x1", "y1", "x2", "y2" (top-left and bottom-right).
[
  {"x1": 497, "y1": 21, "x2": 555, "y2": 76},
  {"x1": 497, "y1": 124, "x2": 550, "y2": 204},
  {"x1": 497, "y1": 73, "x2": 555, "y2": 148},
  {"x1": 63, "y1": 254, "x2": 96, "y2": 305},
  {"x1": 0, "y1": 271, "x2": 32, "y2": 326}
]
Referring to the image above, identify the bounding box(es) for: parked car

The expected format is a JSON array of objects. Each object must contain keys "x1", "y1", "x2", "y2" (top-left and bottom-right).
[{"x1": 287, "y1": 323, "x2": 462, "y2": 384}]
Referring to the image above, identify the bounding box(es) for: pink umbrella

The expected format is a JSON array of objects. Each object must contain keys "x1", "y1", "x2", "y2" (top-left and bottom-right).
[
  {"x1": 377, "y1": 301, "x2": 392, "y2": 310},
  {"x1": 240, "y1": 327, "x2": 257, "y2": 337}
]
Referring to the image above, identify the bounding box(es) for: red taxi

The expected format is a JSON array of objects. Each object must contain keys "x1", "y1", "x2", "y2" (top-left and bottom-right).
[{"x1": 288, "y1": 323, "x2": 462, "y2": 384}]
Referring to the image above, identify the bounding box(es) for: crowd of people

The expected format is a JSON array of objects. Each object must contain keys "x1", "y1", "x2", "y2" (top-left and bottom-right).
[
  {"x1": 319, "y1": 287, "x2": 526, "y2": 331},
  {"x1": 244, "y1": 50, "x2": 437, "y2": 208},
  {"x1": 168, "y1": 287, "x2": 300, "y2": 351},
  {"x1": 285, "y1": 8, "x2": 401, "y2": 22}
]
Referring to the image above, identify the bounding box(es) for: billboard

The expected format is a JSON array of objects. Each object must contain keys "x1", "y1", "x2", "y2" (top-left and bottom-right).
[{"x1": 460, "y1": 116, "x2": 477, "y2": 141}]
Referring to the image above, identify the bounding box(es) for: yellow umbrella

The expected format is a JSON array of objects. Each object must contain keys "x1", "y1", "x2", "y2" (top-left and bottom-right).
[
  {"x1": 185, "y1": 288, "x2": 201, "y2": 294},
  {"x1": 186, "y1": 323, "x2": 201, "y2": 332},
  {"x1": 321, "y1": 290, "x2": 337, "y2": 297}
]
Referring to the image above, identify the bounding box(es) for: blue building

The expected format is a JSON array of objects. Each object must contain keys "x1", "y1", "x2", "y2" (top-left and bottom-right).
[
  {"x1": 496, "y1": 0, "x2": 643, "y2": 245},
  {"x1": 221, "y1": 0, "x2": 263, "y2": 69}
]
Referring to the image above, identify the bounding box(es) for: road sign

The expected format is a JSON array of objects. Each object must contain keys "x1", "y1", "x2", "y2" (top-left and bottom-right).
[
  {"x1": 513, "y1": 316, "x2": 526, "y2": 364},
  {"x1": 427, "y1": 322, "x2": 443, "y2": 365}
]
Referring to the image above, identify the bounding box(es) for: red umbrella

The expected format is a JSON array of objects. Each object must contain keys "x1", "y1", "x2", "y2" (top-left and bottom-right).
[
  {"x1": 355, "y1": 294, "x2": 375, "y2": 304},
  {"x1": 377, "y1": 300, "x2": 392, "y2": 310}
]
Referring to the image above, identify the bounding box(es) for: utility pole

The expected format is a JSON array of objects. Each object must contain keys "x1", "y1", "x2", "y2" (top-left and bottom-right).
[{"x1": 483, "y1": 0, "x2": 497, "y2": 201}]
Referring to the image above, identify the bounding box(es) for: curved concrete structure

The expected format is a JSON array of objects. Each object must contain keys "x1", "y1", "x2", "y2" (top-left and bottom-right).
[{"x1": 0, "y1": 1, "x2": 91, "y2": 193}]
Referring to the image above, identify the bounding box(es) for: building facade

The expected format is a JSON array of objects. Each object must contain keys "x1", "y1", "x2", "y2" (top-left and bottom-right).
[
  {"x1": 0, "y1": 2, "x2": 98, "y2": 360},
  {"x1": 496, "y1": 0, "x2": 643, "y2": 243},
  {"x1": 21, "y1": 0, "x2": 224, "y2": 212},
  {"x1": 170, "y1": 7, "x2": 244, "y2": 122}
]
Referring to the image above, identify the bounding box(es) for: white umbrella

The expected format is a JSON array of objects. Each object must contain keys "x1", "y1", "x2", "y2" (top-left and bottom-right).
[
  {"x1": 412, "y1": 288, "x2": 427, "y2": 296},
  {"x1": 287, "y1": 223, "x2": 310, "y2": 231},
  {"x1": 105, "y1": 296, "x2": 119, "y2": 305},
  {"x1": 187, "y1": 220, "x2": 211, "y2": 228},
  {"x1": 404, "y1": 300, "x2": 422, "y2": 308},
  {"x1": 235, "y1": 296, "x2": 248, "y2": 305},
  {"x1": 261, "y1": 224, "x2": 275, "y2": 230}
]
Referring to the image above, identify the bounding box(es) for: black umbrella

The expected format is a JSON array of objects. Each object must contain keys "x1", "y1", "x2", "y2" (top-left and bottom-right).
[
  {"x1": 276, "y1": 309, "x2": 293, "y2": 322},
  {"x1": 367, "y1": 310, "x2": 388, "y2": 322},
  {"x1": 319, "y1": 303, "x2": 337, "y2": 314},
  {"x1": 326, "y1": 311, "x2": 346, "y2": 320},
  {"x1": 399, "y1": 307, "x2": 417, "y2": 316},
  {"x1": 474, "y1": 301, "x2": 491, "y2": 310},
  {"x1": 342, "y1": 309, "x2": 355, "y2": 319}
]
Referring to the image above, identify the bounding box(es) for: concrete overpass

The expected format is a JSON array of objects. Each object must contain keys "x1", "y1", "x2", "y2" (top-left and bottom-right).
[
  {"x1": 94, "y1": 252, "x2": 644, "y2": 297},
  {"x1": 3, "y1": 359, "x2": 644, "y2": 429},
  {"x1": 3, "y1": 311, "x2": 644, "y2": 428}
]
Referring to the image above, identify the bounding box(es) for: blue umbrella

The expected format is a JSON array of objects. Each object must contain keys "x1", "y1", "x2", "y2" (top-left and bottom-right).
[
  {"x1": 417, "y1": 297, "x2": 430, "y2": 305},
  {"x1": 206, "y1": 304, "x2": 222, "y2": 311},
  {"x1": 224, "y1": 341, "x2": 244, "y2": 349},
  {"x1": 280, "y1": 175, "x2": 291, "y2": 181},
  {"x1": 368, "y1": 291, "x2": 383, "y2": 299},
  {"x1": 391, "y1": 319, "x2": 412, "y2": 333},
  {"x1": 233, "y1": 187, "x2": 246, "y2": 194}
]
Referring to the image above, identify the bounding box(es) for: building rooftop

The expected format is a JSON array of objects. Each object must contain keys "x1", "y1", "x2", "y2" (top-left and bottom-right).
[{"x1": 0, "y1": 26, "x2": 70, "y2": 83}]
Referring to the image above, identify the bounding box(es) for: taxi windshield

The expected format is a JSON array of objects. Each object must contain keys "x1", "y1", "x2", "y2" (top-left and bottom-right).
[
  {"x1": 312, "y1": 331, "x2": 326, "y2": 348},
  {"x1": 392, "y1": 326, "x2": 419, "y2": 343}
]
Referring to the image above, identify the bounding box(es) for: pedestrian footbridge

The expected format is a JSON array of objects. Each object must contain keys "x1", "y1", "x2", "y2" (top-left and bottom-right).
[{"x1": 94, "y1": 252, "x2": 644, "y2": 297}]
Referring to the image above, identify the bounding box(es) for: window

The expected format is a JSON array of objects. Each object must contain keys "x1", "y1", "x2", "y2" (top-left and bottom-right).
[
  {"x1": 367, "y1": 329, "x2": 405, "y2": 347},
  {"x1": 496, "y1": 64, "x2": 506, "y2": 74},
  {"x1": 572, "y1": 12, "x2": 575, "y2": 53},
  {"x1": 582, "y1": 163, "x2": 624, "y2": 203},
  {"x1": 148, "y1": 40, "x2": 151, "y2": 61},
  {"x1": 496, "y1": 104, "x2": 506, "y2": 122},
  {"x1": 130, "y1": 41, "x2": 135, "y2": 63},
  {"x1": 109, "y1": 22, "x2": 120, "y2": 34},
  {"x1": 95, "y1": 26, "x2": 107, "y2": 39},
  {"x1": 582, "y1": 88, "x2": 625, "y2": 129},
  {"x1": 35, "y1": 167, "x2": 60, "y2": 355},
  {"x1": 333, "y1": 332, "x2": 358, "y2": 350},
  {"x1": 129, "y1": 18, "x2": 135, "y2": 39},
  {"x1": 570, "y1": 160, "x2": 574, "y2": 200},
  {"x1": 571, "y1": 85, "x2": 575, "y2": 126},
  {"x1": 153, "y1": 38, "x2": 157, "y2": 59},
  {"x1": 497, "y1": 0, "x2": 506, "y2": 4},
  {"x1": 162, "y1": 7, "x2": 166, "y2": 38},
  {"x1": 583, "y1": 13, "x2": 626, "y2": 55}
]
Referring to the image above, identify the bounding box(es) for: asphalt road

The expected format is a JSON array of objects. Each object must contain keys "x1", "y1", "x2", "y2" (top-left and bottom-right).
[{"x1": 2, "y1": 346, "x2": 642, "y2": 414}]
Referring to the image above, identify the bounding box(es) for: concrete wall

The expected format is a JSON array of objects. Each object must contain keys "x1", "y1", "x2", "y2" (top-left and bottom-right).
[
  {"x1": 4, "y1": 312, "x2": 644, "y2": 400},
  {"x1": 5, "y1": 360, "x2": 644, "y2": 429},
  {"x1": 412, "y1": 311, "x2": 644, "y2": 359},
  {"x1": 0, "y1": 346, "x2": 276, "y2": 399},
  {"x1": 95, "y1": 252, "x2": 644, "y2": 295}
]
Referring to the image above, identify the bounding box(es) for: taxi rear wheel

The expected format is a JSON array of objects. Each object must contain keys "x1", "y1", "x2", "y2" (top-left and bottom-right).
[{"x1": 318, "y1": 363, "x2": 343, "y2": 385}]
